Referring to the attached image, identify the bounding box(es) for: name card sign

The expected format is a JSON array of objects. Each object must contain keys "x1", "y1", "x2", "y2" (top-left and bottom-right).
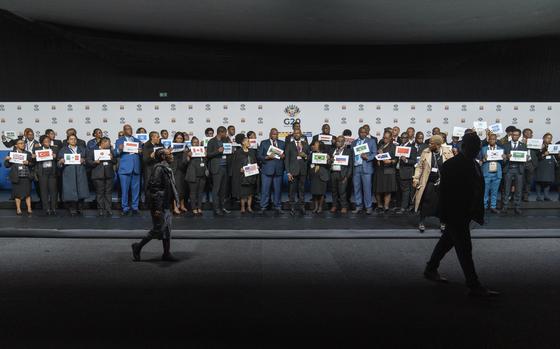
[
  {"x1": 548, "y1": 144, "x2": 560, "y2": 154},
  {"x1": 134, "y1": 134, "x2": 148, "y2": 143},
  {"x1": 318, "y1": 134, "x2": 333, "y2": 145},
  {"x1": 486, "y1": 149, "x2": 504, "y2": 161},
  {"x1": 243, "y1": 163, "x2": 259, "y2": 177},
  {"x1": 35, "y1": 149, "x2": 53, "y2": 162},
  {"x1": 510, "y1": 150, "x2": 527, "y2": 162},
  {"x1": 94, "y1": 149, "x2": 111, "y2": 161},
  {"x1": 333, "y1": 155, "x2": 349, "y2": 166},
  {"x1": 249, "y1": 139, "x2": 258, "y2": 149},
  {"x1": 375, "y1": 152, "x2": 391, "y2": 161},
  {"x1": 311, "y1": 153, "x2": 328, "y2": 164},
  {"x1": 395, "y1": 146, "x2": 411, "y2": 158},
  {"x1": 267, "y1": 145, "x2": 284, "y2": 159},
  {"x1": 64, "y1": 153, "x2": 81, "y2": 165},
  {"x1": 172, "y1": 143, "x2": 186, "y2": 153},
  {"x1": 353, "y1": 143, "x2": 370, "y2": 155},
  {"x1": 123, "y1": 142, "x2": 139, "y2": 153},
  {"x1": 222, "y1": 143, "x2": 233, "y2": 155},
  {"x1": 452, "y1": 127, "x2": 466, "y2": 138},
  {"x1": 190, "y1": 146, "x2": 206, "y2": 157},
  {"x1": 526, "y1": 138, "x2": 543, "y2": 150},
  {"x1": 9, "y1": 152, "x2": 27, "y2": 164}
]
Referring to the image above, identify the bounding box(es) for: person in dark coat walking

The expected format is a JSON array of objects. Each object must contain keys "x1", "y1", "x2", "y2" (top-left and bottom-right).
[
  {"x1": 3, "y1": 138, "x2": 34, "y2": 216},
  {"x1": 87, "y1": 137, "x2": 116, "y2": 216},
  {"x1": 185, "y1": 137, "x2": 208, "y2": 216},
  {"x1": 424, "y1": 132, "x2": 500, "y2": 298},
  {"x1": 58, "y1": 135, "x2": 89, "y2": 216},
  {"x1": 132, "y1": 148, "x2": 179, "y2": 262},
  {"x1": 35, "y1": 135, "x2": 59, "y2": 215}
]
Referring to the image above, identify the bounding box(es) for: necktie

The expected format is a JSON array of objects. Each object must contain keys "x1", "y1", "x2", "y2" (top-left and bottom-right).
[
  {"x1": 296, "y1": 140, "x2": 301, "y2": 153},
  {"x1": 273, "y1": 140, "x2": 277, "y2": 148}
]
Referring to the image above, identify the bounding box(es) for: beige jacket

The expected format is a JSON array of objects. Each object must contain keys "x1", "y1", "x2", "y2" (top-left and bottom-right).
[{"x1": 413, "y1": 147, "x2": 454, "y2": 212}]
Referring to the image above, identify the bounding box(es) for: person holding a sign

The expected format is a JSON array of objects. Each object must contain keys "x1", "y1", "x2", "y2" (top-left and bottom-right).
[
  {"x1": 132, "y1": 148, "x2": 179, "y2": 262},
  {"x1": 3, "y1": 138, "x2": 34, "y2": 216},
  {"x1": 479, "y1": 134, "x2": 503, "y2": 213},
  {"x1": 330, "y1": 135, "x2": 353, "y2": 214},
  {"x1": 207, "y1": 126, "x2": 232, "y2": 216},
  {"x1": 87, "y1": 137, "x2": 116, "y2": 216},
  {"x1": 312, "y1": 124, "x2": 335, "y2": 154},
  {"x1": 169, "y1": 132, "x2": 188, "y2": 214},
  {"x1": 413, "y1": 135, "x2": 454, "y2": 232},
  {"x1": 58, "y1": 134, "x2": 89, "y2": 216},
  {"x1": 521, "y1": 128, "x2": 539, "y2": 202},
  {"x1": 284, "y1": 129, "x2": 310, "y2": 215},
  {"x1": 308, "y1": 140, "x2": 330, "y2": 214},
  {"x1": 185, "y1": 137, "x2": 208, "y2": 216},
  {"x1": 502, "y1": 129, "x2": 527, "y2": 215},
  {"x1": 374, "y1": 131, "x2": 398, "y2": 213},
  {"x1": 231, "y1": 134, "x2": 258, "y2": 214},
  {"x1": 35, "y1": 135, "x2": 59, "y2": 215},
  {"x1": 396, "y1": 133, "x2": 418, "y2": 214},
  {"x1": 114, "y1": 124, "x2": 142, "y2": 216},
  {"x1": 535, "y1": 133, "x2": 556, "y2": 201},
  {"x1": 257, "y1": 128, "x2": 286, "y2": 215},
  {"x1": 351, "y1": 127, "x2": 377, "y2": 214}
]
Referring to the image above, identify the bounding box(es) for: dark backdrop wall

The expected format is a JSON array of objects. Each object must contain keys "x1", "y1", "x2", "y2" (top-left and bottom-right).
[{"x1": 1, "y1": 10, "x2": 559, "y2": 102}]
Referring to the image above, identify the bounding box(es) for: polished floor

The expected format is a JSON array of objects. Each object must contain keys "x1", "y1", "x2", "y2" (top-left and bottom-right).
[{"x1": 0, "y1": 237, "x2": 559, "y2": 347}]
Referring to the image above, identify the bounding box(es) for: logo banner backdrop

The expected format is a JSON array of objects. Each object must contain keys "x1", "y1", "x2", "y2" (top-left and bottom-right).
[{"x1": 0, "y1": 102, "x2": 556, "y2": 148}]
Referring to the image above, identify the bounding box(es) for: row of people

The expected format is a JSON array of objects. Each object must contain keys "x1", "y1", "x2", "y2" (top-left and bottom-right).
[{"x1": 2, "y1": 124, "x2": 559, "y2": 225}]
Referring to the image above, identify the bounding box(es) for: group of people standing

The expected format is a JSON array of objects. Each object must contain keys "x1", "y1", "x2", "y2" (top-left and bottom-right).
[{"x1": 2, "y1": 123, "x2": 559, "y2": 229}]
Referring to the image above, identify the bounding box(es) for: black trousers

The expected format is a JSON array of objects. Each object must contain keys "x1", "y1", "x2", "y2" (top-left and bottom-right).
[
  {"x1": 211, "y1": 166, "x2": 227, "y2": 211},
  {"x1": 188, "y1": 177, "x2": 206, "y2": 210},
  {"x1": 93, "y1": 178, "x2": 113, "y2": 212},
  {"x1": 522, "y1": 164, "x2": 535, "y2": 199},
  {"x1": 503, "y1": 170, "x2": 524, "y2": 209},
  {"x1": 38, "y1": 173, "x2": 58, "y2": 211},
  {"x1": 399, "y1": 178, "x2": 413, "y2": 210},
  {"x1": 426, "y1": 220, "x2": 481, "y2": 288},
  {"x1": 331, "y1": 172, "x2": 349, "y2": 209},
  {"x1": 288, "y1": 174, "x2": 306, "y2": 209}
]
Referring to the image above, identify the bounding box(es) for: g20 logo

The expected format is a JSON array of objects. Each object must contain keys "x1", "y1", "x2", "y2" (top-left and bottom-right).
[{"x1": 283, "y1": 118, "x2": 301, "y2": 126}]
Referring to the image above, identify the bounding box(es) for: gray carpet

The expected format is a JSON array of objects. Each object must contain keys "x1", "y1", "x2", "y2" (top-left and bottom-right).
[{"x1": 0, "y1": 237, "x2": 559, "y2": 347}]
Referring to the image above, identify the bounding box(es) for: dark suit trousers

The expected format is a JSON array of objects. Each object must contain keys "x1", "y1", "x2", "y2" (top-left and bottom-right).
[
  {"x1": 38, "y1": 173, "x2": 58, "y2": 211},
  {"x1": 288, "y1": 174, "x2": 306, "y2": 209},
  {"x1": 522, "y1": 164, "x2": 535, "y2": 198},
  {"x1": 93, "y1": 178, "x2": 113, "y2": 212},
  {"x1": 212, "y1": 166, "x2": 227, "y2": 211},
  {"x1": 503, "y1": 170, "x2": 524, "y2": 209},
  {"x1": 331, "y1": 172, "x2": 349, "y2": 209},
  {"x1": 399, "y1": 178, "x2": 413, "y2": 210},
  {"x1": 188, "y1": 178, "x2": 206, "y2": 210},
  {"x1": 426, "y1": 221, "x2": 481, "y2": 288}
]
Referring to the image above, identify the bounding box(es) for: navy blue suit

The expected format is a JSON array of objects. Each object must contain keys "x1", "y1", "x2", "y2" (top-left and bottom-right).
[
  {"x1": 257, "y1": 139, "x2": 285, "y2": 209},
  {"x1": 114, "y1": 136, "x2": 142, "y2": 212},
  {"x1": 351, "y1": 137, "x2": 377, "y2": 209}
]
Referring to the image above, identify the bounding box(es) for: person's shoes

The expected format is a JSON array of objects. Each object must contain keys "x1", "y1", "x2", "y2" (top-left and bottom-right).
[
  {"x1": 395, "y1": 208, "x2": 404, "y2": 215},
  {"x1": 490, "y1": 208, "x2": 500, "y2": 214},
  {"x1": 274, "y1": 208, "x2": 283, "y2": 215},
  {"x1": 290, "y1": 209, "x2": 296, "y2": 216},
  {"x1": 105, "y1": 210, "x2": 113, "y2": 216},
  {"x1": 352, "y1": 207, "x2": 363, "y2": 214},
  {"x1": 121, "y1": 210, "x2": 130, "y2": 217},
  {"x1": 514, "y1": 208, "x2": 522, "y2": 215},
  {"x1": 131, "y1": 243, "x2": 141, "y2": 261},
  {"x1": 330, "y1": 206, "x2": 338, "y2": 213},
  {"x1": 365, "y1": 208, "x2": 373, "y2": 215},
  {"x1": 161, "y1": 253, "x2": 179, "y2": 262},
  {"x1": 222, "y1": 208, "x2": 231, "y2": 214},
  {"x1": 132, "y1": 210, "x2": 140, "y2": 216},
  {"x1": 340, "y1": 208, "x2": 348, "y2": 214},
  {"x1": 418, "y1": 224, "x2": 425, "y2": 233},
  {"x1": 258, "y1": 208, "x2": 266, "y2": 216},
  {"x1": 214, "y1": 210, "x2": 224, "y2": 216},
  {"x1": 51, "y1": 210, "x2": 57, "y2": 216},
  {"x1": 440, "y1": 223, "x2": 446, "y2": 232},
  {"x1": 97, "y1": 210, "x2": 104, "y2": 217},
  {"x1": 27, "y1": 211, "x2": 33, "y2": 217},
  {"x1": 375, "y1": 207, "x2": 384, "y2": 214},
  {"x1": 423, "y1": 269, "x2": 449, "y2": 283},
  {"x1": 468, "y1": 286, "x2": 501, "y2": 298}
]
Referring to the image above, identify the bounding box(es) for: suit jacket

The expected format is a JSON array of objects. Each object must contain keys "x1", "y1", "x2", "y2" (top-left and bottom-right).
[
  {"x1": 439, "y1": 153, "x2": 484, "y2": 225},
  {"x1": 397, "y1": 143, "x2": 418, "y2": 180},
  {"x1": 502, "y1": 141, "x2": 528, "y2": 175},
  {"x1": 33, "y1": 146, "x2": 58, "y2": 177},
  {"x1": 114, "y1": 136, "x2": 142, "y2": 175},
  {"x1": 185, "y1": 156, "x2": 208, "y2": 182},
  {"x1": 87, "y1": 147, "x2": 116, "y2": 180},
  {"x1": 284, "y1": 138, "x2": 310, "y2": 176},
  {"x1": 351, "y1": 137, "x2": 377, "y2": 174},
  {"x1": 257, "y1": 139, "x2": 285, "y2": 176},
  {"x1": 330, "y1": 147, "x2": 354, "y2": 178},
  {"x1": 206, "y1": 137, "x2": 229, "y2": 175}
]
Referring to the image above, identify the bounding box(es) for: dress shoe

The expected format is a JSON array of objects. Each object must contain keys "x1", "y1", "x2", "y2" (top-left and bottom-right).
[
  {"x1": 274, "y1": 208, "x2": 283, "y2": 215},
  {"x1": 330, "y1": 206, "x2": 338, "y2": 213},
  {"x1": 214, "y1": 210, "x2": 224, "y2": 216},
  {"x1": 222, "y1": 208, "x2": 231, "y2": 214},
  {"x1": 131, "y1": 243, "x2": 141, "y2": 261},
  {"x1": 161, "y1": 253, "x2": 178, "y2": 262},
  {"x1": 365, "y1": 208, "x2": 373, "y2": 215},
  {"x1": 258, "y1": 208, "x2": 266, "y2": 216},
  {"x1": 490, "y1": 208, "x2": 500, "y2": 214},
  {"x1": 97, "y1": 210, "x2": 104, "y2": 217},
  {"x1": 121, "y1": 210, "x2": 130, "y2": 217},
  {"x1": 423, "y1": 269, "x2": 449, "y2": 283},
  {"x1": 418, "y1": 224, "x2": 425, "y2": 233},
  {"x1": 514, "y1": 208, "x2": 522, "y2": 215},
  {"x1": 352, "y1": 208, "x2": 363, "y2": 214},
  {"x1": 468, "y1": 286, "x2": 500, "y2": 298},
  {"x1": 105, "y1": 210, "x2": 113, "y2": 216},
  {"x1": 132, "y1": 210, "x2": 140, "y2": 216},
  {"x1": 340, "y1": 208, "x2": 348, "y2": 214}
]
